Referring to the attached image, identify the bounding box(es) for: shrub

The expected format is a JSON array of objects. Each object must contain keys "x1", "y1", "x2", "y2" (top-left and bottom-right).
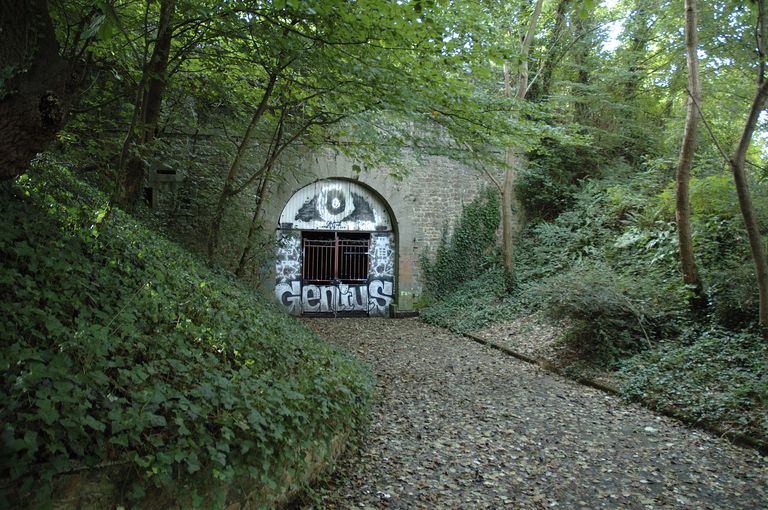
[
  {"x1": 0, "y1": 159, "x2": 373, "y2": 508},
  {"x1": 515, "y1": 180, "x2": 617, "y2": 283},
  {"x1": 707, "y1": 261, "x2": 761, "y2": 329},
  {"x1": 528, "y1": 262, "x2": 683, "y2": 367},
  {"x1": 420, "y1": 266, "x2": 513, "y2": 334},
  {"x1": 619, "y1": 327, "x2": 768, "y2": 444}
]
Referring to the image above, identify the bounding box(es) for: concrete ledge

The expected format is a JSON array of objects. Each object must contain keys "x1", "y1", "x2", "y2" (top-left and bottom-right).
[
  {"x1": 7, "y1": 433, "x2": 351, "y2": 509},
  {"x1": 389, "y1": 304, "x2": 420, "y2": 318}
]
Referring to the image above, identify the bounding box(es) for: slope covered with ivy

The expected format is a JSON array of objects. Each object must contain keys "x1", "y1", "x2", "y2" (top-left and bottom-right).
[{"x1": 0, "y1": 159, "x2": 373, "y2": 508}]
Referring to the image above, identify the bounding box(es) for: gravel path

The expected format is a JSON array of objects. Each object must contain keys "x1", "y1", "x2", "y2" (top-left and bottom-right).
[{"x1": 304, "y1": 318, "x2": 767, "y2": 510}]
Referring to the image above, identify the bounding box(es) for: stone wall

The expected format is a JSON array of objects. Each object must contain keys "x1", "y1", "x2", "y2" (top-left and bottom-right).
[{"x1": 261, "y1": 148, "x2": 495, "y2": 311}]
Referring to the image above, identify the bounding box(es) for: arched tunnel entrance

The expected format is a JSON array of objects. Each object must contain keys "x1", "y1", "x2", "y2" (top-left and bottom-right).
[{"x1": 274, "y1": 179, "x2": 396, "y2": 316}]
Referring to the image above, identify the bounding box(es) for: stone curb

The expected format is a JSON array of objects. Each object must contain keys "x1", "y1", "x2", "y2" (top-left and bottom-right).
[{"x1": 462, "y1": 331, "x2": 768, "y2": 457}]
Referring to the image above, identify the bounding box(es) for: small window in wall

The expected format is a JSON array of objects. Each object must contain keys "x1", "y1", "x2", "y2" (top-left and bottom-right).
[
  {"x1": 302, "y1": 232, "x2": 370, "y2": 283},
  {"x1": 143, "y1": 187, "x2": 154, "y2": 207}
]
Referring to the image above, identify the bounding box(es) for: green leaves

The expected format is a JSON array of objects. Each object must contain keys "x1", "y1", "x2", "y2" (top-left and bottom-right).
[
  {"x1": 421, "y1": 187, "x2": 501, "y2": 298},
  {"x1": 0, "y1": 160, "x2": 373, "y2": 507}
]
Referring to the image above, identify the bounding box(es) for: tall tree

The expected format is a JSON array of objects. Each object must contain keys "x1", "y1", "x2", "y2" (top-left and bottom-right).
[
  {"x1": 114, "y1": 0, "x2": 177, "y2": 210},
  {"x1": 0, "y1": 0, "x2": 76, "y2": 179},
  {"x1": 501, "y1": 0, "x2": 545, "y2": 287},
  {"x1": 675, "y1": 0, "x2": 707, "y2": 311},
  {"x1": 730, "y1": 0, "x2": 768, "y2": 327}
]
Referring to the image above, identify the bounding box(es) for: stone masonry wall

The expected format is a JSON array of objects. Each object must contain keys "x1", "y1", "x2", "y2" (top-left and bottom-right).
[{"x1": 261, "y1": 148, "x2": 497, "y2": 311}]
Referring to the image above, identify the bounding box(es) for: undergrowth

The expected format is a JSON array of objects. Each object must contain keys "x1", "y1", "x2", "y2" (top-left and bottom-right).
[
  {"x1": 618, "y1": 328, "x2": 768, "y2": 444},
  {"x1": 420, "y1": 162, "x2": 768, "y2": 446},
  {"x1": 0, "y1": 158, "x2": 373, "y2": 508}
]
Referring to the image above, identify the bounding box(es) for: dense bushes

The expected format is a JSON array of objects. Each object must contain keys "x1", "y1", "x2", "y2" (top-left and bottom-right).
[
  {"x1": 421, "y1": 266, "x2": 513, "y2": 334},
  {"x1": 421, "y1": 162, "x2": 765, "y2": 352},
  {"x1": 529, "y1": 263, "x2": 672, "y2": 366},
  {"x1": 420, "y1": 157, "x2": 768, "y2": 445},
  {"x1": 0, "y1": 160, "x2": 373, "y2": 508}
]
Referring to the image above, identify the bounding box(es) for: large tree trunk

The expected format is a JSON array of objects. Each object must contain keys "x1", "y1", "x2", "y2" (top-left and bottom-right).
[
  {"x1": 731, "y1": 0, "x2": 768, "y2": 328},
  {"x1": 0, "y1": 0, "x2": 72, "y2": 179},
  {"x1": 114, "y1": 0, "x2": 176, "y2": 211},
  {"x1": 675, "y1": 0, "x2": 707, "y2": 312},
  {"x1": 500, "y1": 0, "x2": 544, "y2": 288}
]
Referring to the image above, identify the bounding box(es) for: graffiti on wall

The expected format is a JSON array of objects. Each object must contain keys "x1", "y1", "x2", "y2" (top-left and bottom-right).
[
  {"x1": 275, "y1": 279, "x2": 394, "y2": 315},
  {"x1": 302, "y1": 283, "x2": 368, "y2": 313},
  {"x1": 367, "y1": 233, "x2": 395, "y2": 315},
  {"x1": 275, "y1": 234, "x2": 301, "y2": 283},
  {"x1": 275, "y1": 179, "x2": 396, "y2": 316},
  {"x1": 296, "y1": 186, "x2": 376, "y2": 227},
  {"x1": 280, "y1": 180, "x2": 392, "y2": 232},
  {"x1": 274, "y1": 232, "x2": 396, "y2": 316},
  {"x1": 274, "y1": 233, "x2": 302, "y2": 315}
]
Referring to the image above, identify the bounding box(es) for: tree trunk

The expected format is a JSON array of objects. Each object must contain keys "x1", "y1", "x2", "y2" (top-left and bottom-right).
[
  {"x1": 623, "y1": 1, "x2": 652, "y2": 99},
  {"x1": 501, "y1": 151, "x2": 517, "y2": 287},
  {"x1": 0, "y1": 0, "x2": 72, "y2": 179},
  {"x1": 206, "y1": 71, "x2": 279, "y2": 265},
  {"x1": 730, "y1": 0, "x2": 768, "y2": 328},
  {"x1": 515, "y1": 0, "x2": 545, "y2": 101},
  {"x1": 500, "y1": 0, "x2": 544, "y2": 289},
  {"x1": 572, "y1": 15, "x2": 593, "y2": 125},
  {"x1": 528, "y1": 0, "x2": 570, "y2": 102},
  {"x1": 114, "y1": 0, "x2": 176, "y2": 211},
  {"x1": 235, "y1": 164, "x2": 274, "y2": 277},
  {"x1": 675, "y1": 0, "x2": 707, "y2": 312}
]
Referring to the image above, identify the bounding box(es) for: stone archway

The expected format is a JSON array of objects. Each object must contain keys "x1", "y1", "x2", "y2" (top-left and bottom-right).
[{"x1": 274, "y1": 179, "x2": 396, "y2": 317}]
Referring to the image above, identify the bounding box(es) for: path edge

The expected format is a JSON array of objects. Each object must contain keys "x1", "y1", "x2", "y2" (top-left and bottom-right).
[{"x1": 462, "y1": 331, "x2": 768, "y2": 457}]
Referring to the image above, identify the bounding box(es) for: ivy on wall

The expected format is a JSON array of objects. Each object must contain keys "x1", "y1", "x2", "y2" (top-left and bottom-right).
[{"x1": 420, "y1": 187, "x2": 501, "y2": 299}]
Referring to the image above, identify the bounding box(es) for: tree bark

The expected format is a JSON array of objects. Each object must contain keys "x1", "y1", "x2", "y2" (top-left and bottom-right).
[
  {"x1": 0, "y1": 0, "x2": 72, "y2": 179},
  {"x1": 206, "y1": 70, "x2": 279, "y2": 265},
  {"x1": 235, "y1": 163, "x2": 274, "y2": 278},
  {"x1": 114, "y1": 0, "x2": 176, "y2": 211},
  {"x1": 528, "y1": 0, "x2": 570, "y2": 102},
  {"x1": 730, "y1": 0, "x2": 768, "y2": 327},
  {"x1": 500, "y1": 0, "x2": 544, "y2": 288},
  {"x1": 572, "y1": 15, "x2": 593, "y2": 125},
  {"x1": 675, "y1": 0, "x2": 707, "y2": 312}
]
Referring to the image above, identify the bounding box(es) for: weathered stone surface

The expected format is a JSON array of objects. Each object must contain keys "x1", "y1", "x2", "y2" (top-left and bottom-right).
[{"x1": 262, "y1": 150, "x2": 497, "y2": 310}]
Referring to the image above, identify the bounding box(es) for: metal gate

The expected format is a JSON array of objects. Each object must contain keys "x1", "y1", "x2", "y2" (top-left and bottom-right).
[{"x1": 302, "y1": 233, "x2": 370, "y2": 314}]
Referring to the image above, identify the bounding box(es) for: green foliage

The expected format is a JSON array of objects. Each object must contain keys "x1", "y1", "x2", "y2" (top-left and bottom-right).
[
  {"x1": 651, "y1": 173, "x2": 768, "y2": 328},
  {"x1": 619, "y1": 328, "x2": 768, "y2": 445},
  {"x1": 420, "y1": 187, "x2": 500, "y2": 298},
  {"x1": 528, "y1": 262, "x2": 685, "y2": 367},
  {"x1": 517, "y1": 138, "x2": 606, "y2": 222},
  {"x1": 421, "y1": 267, "x2": 514, "y2": 334},
  {"x1": 707, "y1": 260, "x2": 761, "y2": 330},
  {"x1": 515, "y1": 179, "x2": 618, "y2": 282},
  {"x1": 0, "y1": 159, "x2": 373, "y2": 508}
]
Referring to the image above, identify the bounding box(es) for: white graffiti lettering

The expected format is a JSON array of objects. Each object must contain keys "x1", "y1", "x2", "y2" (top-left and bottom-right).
[
  {"x1": 301, "y1": 284, "x2": 370, "y2": 313},
  {"x1": 275, "y1": 281, "x2": 301, "y2": 315},
  {"x1": 368, "y1": 279, "x2": 394, "y2": 316},
  {"x1": 275, "y1": 234, "x2": 301, "y2": 283}
]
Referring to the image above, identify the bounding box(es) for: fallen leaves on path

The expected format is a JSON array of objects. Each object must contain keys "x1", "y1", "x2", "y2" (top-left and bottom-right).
[{"x1": 303, "y1": 318, "x2": 767, "y2": 509}]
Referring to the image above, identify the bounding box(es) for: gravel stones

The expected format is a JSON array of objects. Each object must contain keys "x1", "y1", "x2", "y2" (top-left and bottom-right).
[{"x1": 304, "y1": 318, "x2": 767, "y2": 509}]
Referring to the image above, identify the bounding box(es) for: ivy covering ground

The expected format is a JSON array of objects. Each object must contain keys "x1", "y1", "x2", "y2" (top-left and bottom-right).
[{"x1": 0, "y1": 159, "x2": 373, "y2": 508}]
